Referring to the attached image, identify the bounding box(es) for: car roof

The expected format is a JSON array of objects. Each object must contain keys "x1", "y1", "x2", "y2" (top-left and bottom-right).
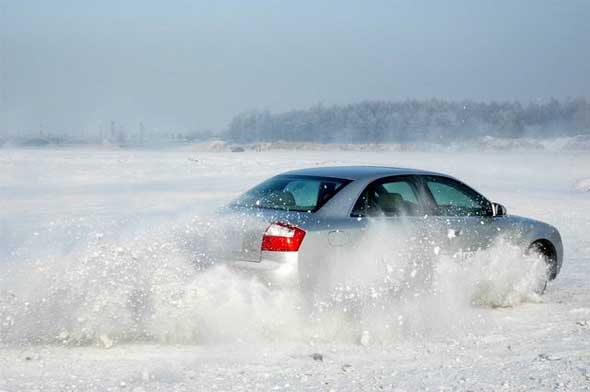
[{"x1": 281, "y1": 165, "x2": 445, "y2": 181}]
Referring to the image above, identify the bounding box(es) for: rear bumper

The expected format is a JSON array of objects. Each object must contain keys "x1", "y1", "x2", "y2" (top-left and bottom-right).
[{"x1": 228, "y1": 251, "x2": 300, "y2": 287}]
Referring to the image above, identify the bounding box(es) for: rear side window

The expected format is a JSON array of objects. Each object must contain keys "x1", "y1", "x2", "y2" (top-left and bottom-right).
[
  {"x1": 234, "y1": 175, "x2": 351, "y2": 213},
  {"x1": 381, "y1": 182, "x2": 419, "y2": 204},
  {"x1": 351, "y1": 177, "x2": 421, "y2": 217}
]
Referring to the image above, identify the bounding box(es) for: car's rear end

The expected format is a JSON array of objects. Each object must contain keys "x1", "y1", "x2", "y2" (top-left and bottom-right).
[{"x1": 220, "y1": 174, "x2": 352, "y2": 286}]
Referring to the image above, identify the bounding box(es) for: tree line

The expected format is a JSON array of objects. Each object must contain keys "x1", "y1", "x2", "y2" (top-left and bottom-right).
[{"x1": 226, "y1": 98, "x2": 590, "y2": 143}]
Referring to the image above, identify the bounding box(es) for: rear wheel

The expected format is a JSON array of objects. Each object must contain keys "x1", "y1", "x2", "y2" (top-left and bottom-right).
[{"x1": 527, "y1": 241, "x2": 556, "y2": 295}]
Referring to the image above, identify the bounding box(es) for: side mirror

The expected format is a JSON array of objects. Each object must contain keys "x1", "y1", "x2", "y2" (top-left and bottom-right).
[{"x1": 491, "y1": 202, "x2": 507, "y2": 217}]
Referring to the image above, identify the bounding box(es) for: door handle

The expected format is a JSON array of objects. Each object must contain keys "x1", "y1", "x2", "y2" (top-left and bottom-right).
[{"x1": 447, "y1": 228, "x2": 462, "y2": 238}]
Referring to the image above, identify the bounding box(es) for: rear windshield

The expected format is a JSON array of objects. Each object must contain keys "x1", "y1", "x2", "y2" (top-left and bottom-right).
[{"x1": 233, "y1": 175, "x2": 351, "y2": 212}]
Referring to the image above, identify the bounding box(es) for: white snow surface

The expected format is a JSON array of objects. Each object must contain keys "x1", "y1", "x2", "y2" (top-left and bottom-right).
[
  {"x1": 1, "y1": 147, "x2": 589, "y2": 391},
  {"x1": 575, "y1": 178, "x2": 590, "y2": 192}
]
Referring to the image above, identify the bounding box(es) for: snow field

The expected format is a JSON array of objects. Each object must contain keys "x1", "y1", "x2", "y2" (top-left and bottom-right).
[{"x1": 0, "y1": 148, "x2": 589, "y2": 391}]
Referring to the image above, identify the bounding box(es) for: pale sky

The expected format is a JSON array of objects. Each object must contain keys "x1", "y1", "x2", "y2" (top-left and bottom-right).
[{"x1": 1, "y1": 0, "x2": 589, "y2": 134}]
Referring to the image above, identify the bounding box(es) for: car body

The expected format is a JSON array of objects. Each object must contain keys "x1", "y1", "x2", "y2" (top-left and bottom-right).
[{"x1": 222, "y1": 166, "x2": 563, "y2": 292}]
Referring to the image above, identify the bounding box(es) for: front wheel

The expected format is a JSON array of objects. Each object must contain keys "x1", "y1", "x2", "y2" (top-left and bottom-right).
[{"x1": 527, "y1": 241, "x2": 556, "y2": 295}]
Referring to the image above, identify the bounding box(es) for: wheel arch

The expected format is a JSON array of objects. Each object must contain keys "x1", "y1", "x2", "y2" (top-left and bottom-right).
[{"x1": 528, "y1": 238, "x2": 558, "y2": 280}]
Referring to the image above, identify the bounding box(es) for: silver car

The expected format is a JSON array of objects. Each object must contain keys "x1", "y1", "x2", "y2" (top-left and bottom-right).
[{"x1": 224, "y1": 166, "x2": 563, "y2": 293}]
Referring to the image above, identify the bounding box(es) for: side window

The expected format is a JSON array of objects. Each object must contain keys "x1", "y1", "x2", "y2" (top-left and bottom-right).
[
  {"x1": 423, "y1": 176, "x2": 491, "y2": 217},
  {"x1": 381, "y1": 182, "x2": 419, "y2": 204},
  {"x1": 351, "y1": 177, "x2": 420, "y2": 217}
]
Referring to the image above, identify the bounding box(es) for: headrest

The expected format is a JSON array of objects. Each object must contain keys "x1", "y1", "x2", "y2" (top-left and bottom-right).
[
  {"x1": 378, "y1": 193, "x2": 404, "y2": 214},
  {"x1": 266, "y1": 191, "x2": 296, "y2": 207}
]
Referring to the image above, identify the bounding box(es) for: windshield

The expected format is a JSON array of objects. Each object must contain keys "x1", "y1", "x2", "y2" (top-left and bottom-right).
[{"x1": 233, "y1": 175, "x2": 351, "y2": 212}]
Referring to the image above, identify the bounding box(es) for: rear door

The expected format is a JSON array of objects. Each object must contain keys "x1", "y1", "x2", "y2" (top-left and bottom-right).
[
  {"x1": 323, "y1": 175, "x2": 438, "y2": 291},
  {"x1": 339, "y1": 175, "x2": 435, "y2": 250}
]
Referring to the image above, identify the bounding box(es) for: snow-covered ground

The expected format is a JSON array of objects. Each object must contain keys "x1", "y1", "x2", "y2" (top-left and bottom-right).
[{"x1": 1, "y1": 147, "x2": 589, "y2": 391}]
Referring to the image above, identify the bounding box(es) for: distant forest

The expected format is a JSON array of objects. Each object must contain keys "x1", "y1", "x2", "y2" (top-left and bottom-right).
[
  {"x1": 3, "y1": 98, "x2": 590, "y2": 147},
  {"x1": 227, "y1": 98, "x2": 590, "y2": 143}
]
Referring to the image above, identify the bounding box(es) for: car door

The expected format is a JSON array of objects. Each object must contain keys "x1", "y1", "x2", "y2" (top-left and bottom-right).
[
  {"x1": 340, "y1": 175, "x2": 443, "y2": 289},
  {"x1": 416, "y1": 175, "x2": 501, "y2": 260},
  {"x1": 327, "y1": 175, "x2": 428, "y2": 248},
  {"x1": 352, "y1": 176, "x2": 435, "y2": 257}
]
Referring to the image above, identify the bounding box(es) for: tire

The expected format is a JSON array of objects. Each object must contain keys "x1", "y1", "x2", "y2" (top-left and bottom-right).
[{"x1": 527, "y1": 241, "x2": 556, "y2": 295}]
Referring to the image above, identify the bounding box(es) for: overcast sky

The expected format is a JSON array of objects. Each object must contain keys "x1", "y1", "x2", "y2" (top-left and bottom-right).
[{"x1": 1, "y1": 0, "x2": 589, "y2": 134}]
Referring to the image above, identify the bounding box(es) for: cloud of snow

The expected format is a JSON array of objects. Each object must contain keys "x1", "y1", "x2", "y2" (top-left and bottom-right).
[
  {"x1": 300, "y1": 221, "x2": 548, "y2": 344},
  {"x1": 0, "y1": 214, "x2": 548, "y2": 348}
]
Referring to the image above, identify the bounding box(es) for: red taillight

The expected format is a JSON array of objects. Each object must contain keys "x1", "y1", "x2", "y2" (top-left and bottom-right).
[{"x1": 261, "y1": 222, "x2": 306, "y2": 252}]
